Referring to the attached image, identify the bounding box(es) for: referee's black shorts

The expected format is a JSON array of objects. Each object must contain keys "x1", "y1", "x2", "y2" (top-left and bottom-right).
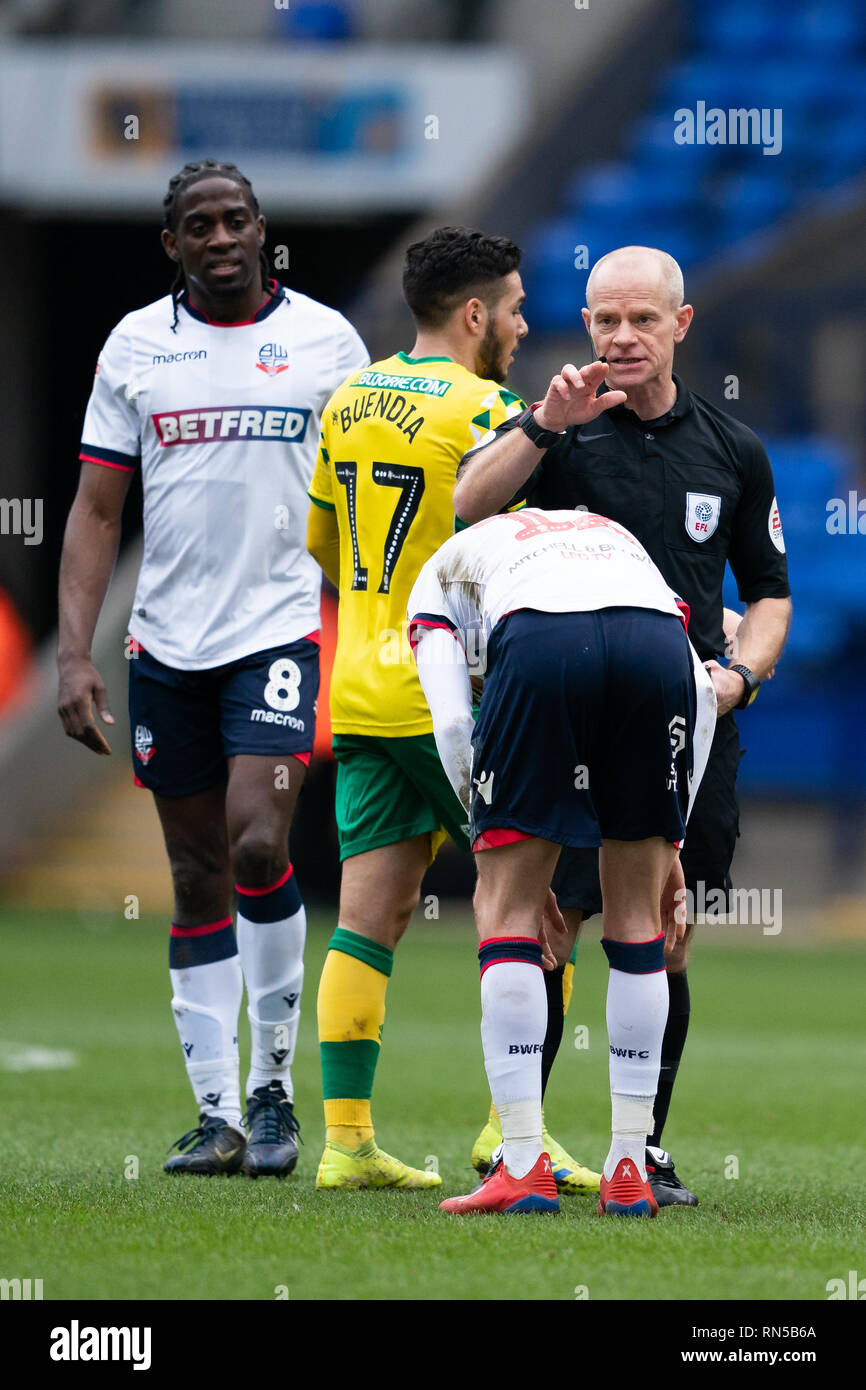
[{"x1": 551, "y1": 712, "x2": 742, "y2": 918}]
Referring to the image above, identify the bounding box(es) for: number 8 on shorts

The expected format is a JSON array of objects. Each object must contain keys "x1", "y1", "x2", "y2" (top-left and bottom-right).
[{"x1": 264, "y1": 658, "x2": 302, "y2": 713}]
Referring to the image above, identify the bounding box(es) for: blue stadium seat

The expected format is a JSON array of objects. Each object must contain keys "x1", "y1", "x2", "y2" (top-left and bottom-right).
[
  {"x1": 562, "y1": 163, "x2": 638, "y2": 213},
  {"x1": 749, "y1": 59, "x2": 837, "y2": 109},
  {"x1": 795, "y1": 546, "x2": 866, "y2": 621},
  {"x1": 818, "y1": 66, "x2": 866, "y2": 114},
  {"x1": 629, "y1": 113, "x2": 732, "y2": 182},
  {"x1": 808, "y1": 116, "x2": 866, "y2": 187},
  {"x1": 659, "y1": 57, "x2": 793, "y2": 114},
  {"x1": 584, "y1": 216, "x2": 702, "y2": 270},
  {"x1": 529, "y1": 9, "x2": 866, "y2": 342},
  {"x1": 524, "y1": 217, "x2": 587, "y2": 274},
  {"x1": 563, "y1": 163, "x2": 702, "y2": 217},
  {"x1": 728, "y1": 434, "x2": 857, "y2": 659},
  {"x1": 692, "y1": 4, "x2": 785, "y2": 56},
  {"x1": 275, "y1": 2, "x2": 355, "y2": 41},
  {"x1": 764, "y1": 437, "x2": 850, "y2": 495},
  {"x1": 521, "y1": 221, "x2": 592, "y2": 330},
  {"x1": 696, "y1": 2, "x2": 866, "y2": 63},
  {"x1": 665, "y1": 57, "x2": 829, "y2": 114},
  {"x1": 726, "y1": 550, "x2": 849, "y2": 666},
  {"x1": 521, "y1": 275, "x2": 586, "y2": 334},
  {"x1": 738, "y1": 685, "x2": 841, "y2": 793},
  {"x1": 707, "y1": 172, "x2": 794, "y2": 236},
  {"x1": 788, "y1": 2, "x2": 866, "y2": 57}
]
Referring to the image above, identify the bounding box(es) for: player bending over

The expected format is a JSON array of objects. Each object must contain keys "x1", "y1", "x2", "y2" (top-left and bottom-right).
[{"x1": 408, "y1": 508, "x2": 715, "y2": 1215}]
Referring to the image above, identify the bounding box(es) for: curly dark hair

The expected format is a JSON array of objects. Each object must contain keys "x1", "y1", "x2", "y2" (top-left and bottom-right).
[
  {"x1": 162, "y1": 159, "x2": 275, "y2": 333},
  {"x1": 402, "y1": 226, "x2": 522, "y2": 329}
]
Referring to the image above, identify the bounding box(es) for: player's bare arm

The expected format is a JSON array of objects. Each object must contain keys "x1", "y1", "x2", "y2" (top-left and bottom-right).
[
  {"x1": 306, "y1": 501, "x2": 340, "y2": 588},
  {"x1": 453, "y1": 423, "x2": 541, "y2": 524},
  {"x1": 705, "y1": 595, "x2": 791, "y2": 716},
  {"x1": 57, "y1": 461, "x2": 134, "y2": 754},
  {"x1": 453, "y1": 361, "x2": 626, "y2": 524}
]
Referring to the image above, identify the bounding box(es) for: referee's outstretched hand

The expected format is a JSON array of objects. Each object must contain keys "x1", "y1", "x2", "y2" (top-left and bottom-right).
[
  {"x1": 533, "y1": 361, "x2": 627, "y2": 434},
  {"x1": 58, "y1": 657, "x2": 114, "y2": 755}
]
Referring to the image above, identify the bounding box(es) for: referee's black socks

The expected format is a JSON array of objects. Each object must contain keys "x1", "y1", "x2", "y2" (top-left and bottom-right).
[
  {"x1": 648, "y1": 968, "x2": 690, "y2": 1148},
  {"x1": 541, "y1": 964, "x2": 566, "y2": 1099}
]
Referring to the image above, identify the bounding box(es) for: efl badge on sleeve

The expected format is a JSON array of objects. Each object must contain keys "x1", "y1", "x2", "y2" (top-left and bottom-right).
[{"x1": 685, "y1": 492, "x2": 721, "y2": 543}]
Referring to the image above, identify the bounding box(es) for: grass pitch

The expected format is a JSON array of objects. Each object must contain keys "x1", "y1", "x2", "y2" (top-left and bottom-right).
[{"x1": 0, "y1": 907, "x2": 863, "y2": 1302}]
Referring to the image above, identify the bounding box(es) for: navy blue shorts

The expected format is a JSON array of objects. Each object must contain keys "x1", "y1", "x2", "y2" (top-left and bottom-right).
[
  {"x1": 128, "y1": 637, "x2": 320, "y2": 799},
  {"x1": 469, "y1": 608, "x2": 696, "y2": 851},
  {"x1": 553, "y1": 712, "x2": 741, "y2": 916}
]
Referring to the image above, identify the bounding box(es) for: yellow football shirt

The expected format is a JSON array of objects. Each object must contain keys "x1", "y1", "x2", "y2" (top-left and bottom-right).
[{"x1": 308, "y1": 351, "x2": 524, "y2": 735}]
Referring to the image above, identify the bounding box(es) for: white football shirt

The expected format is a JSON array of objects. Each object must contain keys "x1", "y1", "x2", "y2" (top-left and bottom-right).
[
  {"x1": 407, "y1": 508, "x2": 716, "y2": 820},
  {"x1": 80, "y1": 282, "x2": 369, "y2": 669},
  {"x1": 408, "y1": 507, "x2": 687, "y2": 667}
]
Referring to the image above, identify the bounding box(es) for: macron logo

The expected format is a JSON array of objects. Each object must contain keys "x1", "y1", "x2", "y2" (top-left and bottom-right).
[
  {"x1": 152, "y1": 350, "x2": 207, "y2": 364},
  {"x1": 152, "y1": 406, "x2": 310, "y2": 446}
]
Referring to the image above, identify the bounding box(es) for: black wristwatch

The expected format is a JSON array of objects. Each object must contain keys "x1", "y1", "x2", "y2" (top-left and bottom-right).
[
  {"x1": 729, "y1": 663, "x2": 761, "y2": 709},
  {"x1": 517, "y1": 403, "x2": 565, "y2": 450}
]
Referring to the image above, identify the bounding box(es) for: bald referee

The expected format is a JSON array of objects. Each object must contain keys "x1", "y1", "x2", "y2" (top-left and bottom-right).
[{"x1": 454, "y1": 246, "x2": 791, "y2": 1207}]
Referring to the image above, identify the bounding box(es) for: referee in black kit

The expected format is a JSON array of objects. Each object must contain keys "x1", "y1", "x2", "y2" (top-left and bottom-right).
[{"x1": 454, "y1": 246, "x2": 792, "y2": 1207}]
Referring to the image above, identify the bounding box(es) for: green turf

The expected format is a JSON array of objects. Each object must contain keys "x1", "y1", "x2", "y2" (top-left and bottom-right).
[{"x1": 0, "y1": 907, "x2": 863, "y2": 1301}]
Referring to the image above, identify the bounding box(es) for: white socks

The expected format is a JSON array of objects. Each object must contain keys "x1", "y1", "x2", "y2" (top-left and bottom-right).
[
  {"x1": 606, "y1": 1094, "x2": 656, "y2": 1181},
  {"x1": 168, "y1": 864, "x2": 307, "y2": 1128},
  {"x1": 236, "y1": 866, "x2": 306, "y2": 1101},
  {"x1": 169, "y1": 926, "x2": 243, "y2": 1130},
  {"x1": 479, "y1": 939, "x2": 546, "y2": 1179},
  {"x1": 601, "y1": 937, "x2": 669, "y2": 1181}
]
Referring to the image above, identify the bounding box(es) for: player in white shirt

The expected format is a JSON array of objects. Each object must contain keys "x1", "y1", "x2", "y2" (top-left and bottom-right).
[
  {"x1": 408, "y1": 508, "x2": 716, "y2": 1215},
  {"x1": 58, "y1": 160, "x2": 368, "y2": 1177}
]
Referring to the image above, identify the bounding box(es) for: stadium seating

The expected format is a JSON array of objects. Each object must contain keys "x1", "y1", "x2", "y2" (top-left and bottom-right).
[
  {"x1": 721, "y1": 436, "x2": 866, "y2": 791},
  {"x1": 518, "y1": 2, "x2": 866, "y2": 795},
  {"x1": 529, "y1": 2, "x2": 866, "y2": 317},
  {"x1": 274, "y1": 1, "x2": 356, "y2": 41}
]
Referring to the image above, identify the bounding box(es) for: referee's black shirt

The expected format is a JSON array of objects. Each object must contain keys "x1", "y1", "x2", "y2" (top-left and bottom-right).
[{"x1": 462, "y1": 375, "x2": 790, "y2": 661}]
